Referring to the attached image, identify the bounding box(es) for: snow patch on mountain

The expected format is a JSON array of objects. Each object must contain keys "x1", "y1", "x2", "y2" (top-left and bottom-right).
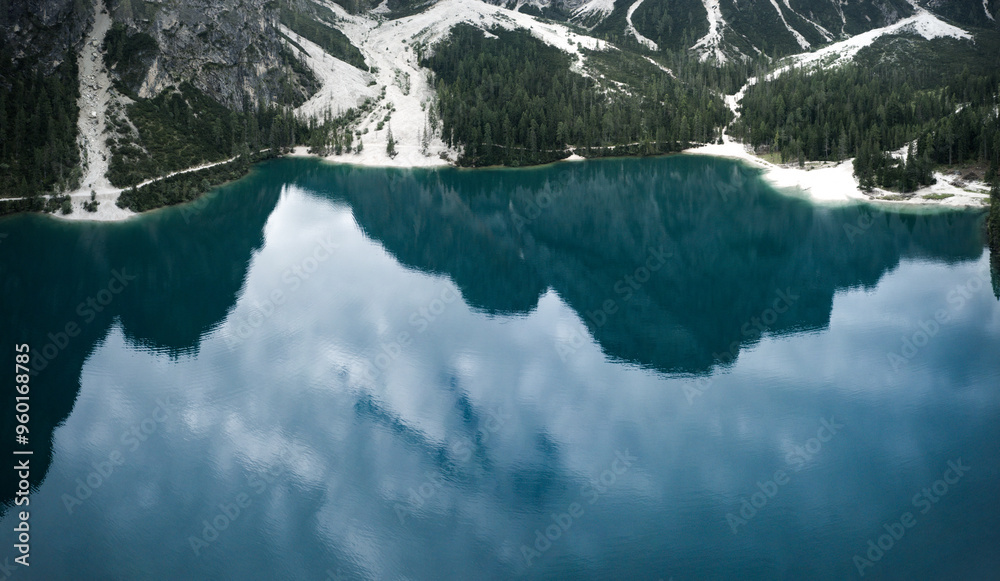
[
  {"x1": 573, "y1": 0, "x2": 616, "y2": 20},
  {"x1": 282, "y1": 26, "x2": 379, "y2": 119},
  {"x1": 626, "y1": 0, "x2": 659, "y2": 50},
  {"x1": 769, "y1": 0, "x2": 811, "y2": 49},
  {"x1": 782, "y1": 0, "x2": 833, "y2": 41},
  {"x1": 691, "y1": 0, "x2": 727, "y2": 62},
  {"x1": 897, "y1": 11, "x2": 973, "y2": 41},
  {"x1": 983, "y1": 0, "x2": 995, "y2": 20},
  {"x1": 644, "y1": 56, "x2": 675, "y2": 77}
]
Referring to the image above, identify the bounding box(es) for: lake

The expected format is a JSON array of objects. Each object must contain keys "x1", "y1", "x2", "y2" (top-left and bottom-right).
[{"x1": 1, "y1": 155, "x2": 998, "y2": 580}]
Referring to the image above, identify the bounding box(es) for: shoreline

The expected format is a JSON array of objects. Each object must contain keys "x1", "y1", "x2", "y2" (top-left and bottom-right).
[
  {"x1": 682, "y1": 139, "x2": 992, "y2": 209},
  {"x1": 0, "y1": 155, "x2": 251, "y2": 223},
  {"x1": 3, "y1": 144, "x2": 990, "y2": 223}
]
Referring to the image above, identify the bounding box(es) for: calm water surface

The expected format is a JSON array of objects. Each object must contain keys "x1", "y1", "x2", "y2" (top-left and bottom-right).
[{"x1": 1, "y1": 156, "x2": 999, "y2": 580}]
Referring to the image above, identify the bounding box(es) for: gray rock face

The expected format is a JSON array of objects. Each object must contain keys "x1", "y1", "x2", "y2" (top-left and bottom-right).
[
  {"x1": 0, "y1": 0, "x2": 91, "y2": 69},
  {"x1": 106, "y1": 0, "x2": 316, "y2": 110}
]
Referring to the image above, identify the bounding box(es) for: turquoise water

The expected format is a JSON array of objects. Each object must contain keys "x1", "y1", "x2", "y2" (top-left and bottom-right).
[{"x1": 1, "y1": 156, "x2": 998, "y2": 580}]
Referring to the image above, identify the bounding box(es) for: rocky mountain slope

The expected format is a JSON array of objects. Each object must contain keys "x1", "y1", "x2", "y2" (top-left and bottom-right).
[
  {"x1": 102, "y1": 0, "x2": 317, "y2": 109},
  {"x1": 0, "y1": 0, "x2": 91, "y2": 68},
  {"x1": 2, "y1": 0, "x2": 317, "y2": 109},
  {"x1": 564, "y1": 0, "x2": 998, "y2": 60}
]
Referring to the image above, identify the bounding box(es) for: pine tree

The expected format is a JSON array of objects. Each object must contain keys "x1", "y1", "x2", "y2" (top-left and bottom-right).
[
  {"x1": 854, "y1": 141, "x2": 876, "y2": 192},
  {"x1": 903, "y1": 143, "x2": 919, "y2": 192},
  {"x1": 386, "y1": 125, "x2": 397, "y2": 158}
]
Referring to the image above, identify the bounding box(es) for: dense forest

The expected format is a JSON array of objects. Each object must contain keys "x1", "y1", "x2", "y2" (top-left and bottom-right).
[
  {"x1": 424, "y1": 25, "x2": 730, "y2": 167},
  {"x1": 0, "y1": 42, "x2": 81, "y2": 198},
  {"x1": 732, "y1": 64, "x2": 1000, "y2": 165}
]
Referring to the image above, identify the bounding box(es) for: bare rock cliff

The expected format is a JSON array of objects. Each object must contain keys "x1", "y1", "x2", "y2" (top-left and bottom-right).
[{"x1": 106, "y1": 0, "x2": 316, "y2": 109}]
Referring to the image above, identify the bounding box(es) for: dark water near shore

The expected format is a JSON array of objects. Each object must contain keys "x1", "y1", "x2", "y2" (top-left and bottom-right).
[{"x1": 1, "y1": 156, "x2": 999, "y2": 580}]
